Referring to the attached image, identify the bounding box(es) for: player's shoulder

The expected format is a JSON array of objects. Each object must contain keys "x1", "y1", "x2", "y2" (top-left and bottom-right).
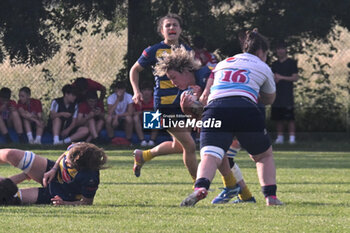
[
  {"x1": 76, "y1": 170, "x2": 100, "y2": 182},
  {"x1": 144, "y1": 42, "x2": 168, "y2": 53}
]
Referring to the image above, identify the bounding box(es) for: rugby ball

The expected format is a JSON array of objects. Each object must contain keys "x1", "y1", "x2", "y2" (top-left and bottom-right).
[{"x1": 180, "y1": 89, "x2": 203, "y2": 118}]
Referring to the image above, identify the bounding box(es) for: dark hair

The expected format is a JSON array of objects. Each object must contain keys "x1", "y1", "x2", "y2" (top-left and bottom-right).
[
  {"x1": 243, "y1": 28, "x2": 270, "y2": 54},
  {"x1": 275, "y1": 40, "x2": 287, "y2": 49},
  {"x1": 19, "y1": 87, "x2": 31, "y2": 96},
  {"x1": 193, "y1": 35, "x2": 206, "y2": 49},
  {"x1": 157, "y1": 13, "x2": 183, "y2": 37},
  {"x1": 62, "y1": 84, "x2": 77, "y2": 95},
  {"x1": 140, "y1": 81, "x2": 153, "y2": 91},
  {"x1": 68, "y1": 142, "x2": 107, "y2": 171},
  {"x1": 111, "y1": 81, "x2": 126, "y2": 90},
  {"x1": 0, "y1": 87, "x2": 11, "y2": 100},
  {"x1": 86, "y1": 91, "x2": 98, "y2": 100},
  {"x1": 74, "y1": 77, "x2": 88, "y2": 91}
]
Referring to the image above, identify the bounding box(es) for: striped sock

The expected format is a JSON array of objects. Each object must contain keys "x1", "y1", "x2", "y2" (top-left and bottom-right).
[
  {"x1": 239, "y1": 186, "x2": 253, "y2": 201},
  {"x1": 142, "y1": 150, "x2": 154, "y2": 162},
  {"x1": 221, "y1": 172, "x2": 237, "y2": 189}
]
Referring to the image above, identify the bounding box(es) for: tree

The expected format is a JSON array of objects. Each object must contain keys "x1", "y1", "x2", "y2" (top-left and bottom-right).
[{"x1": 0, "y1": 0, "x2": 127, "y2": 66}]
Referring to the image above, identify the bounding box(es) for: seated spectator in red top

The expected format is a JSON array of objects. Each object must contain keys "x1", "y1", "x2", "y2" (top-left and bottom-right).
[
  {"x1": 0, "y1": 87, "x2": 26, "y2": 143},
  {"x1": 17, "y1": 87, "x2": 44, "y2": 144},
  {"x1": 72, "y1": 77, "x2": 106, "y2": 103},
  {"x1": 106, "y1": 81, "x2": 134, "y2": 144},
  {"x1": 47, "y1": 84, "x2": 89, "y2": 145},
  {"x1": 193, "y1": 35, "x2": 218, "y2": 69},
  {"x1": 133, "y1": 82, "x2": 158, "y2": 147},
  {"x1": 76, "y1": 91, "x2": 105, "y2": 143}
]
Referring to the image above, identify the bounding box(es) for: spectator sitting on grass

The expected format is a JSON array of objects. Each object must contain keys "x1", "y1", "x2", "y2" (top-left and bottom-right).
[
  {"x1": 106, "y1": 81, "x2": 134, "y2": 144},
  {"x1": 76, "y1": 91, "x2": 105, "y2": 144},
  {"x1": 17, "y1": 87, "x2": 44, "y2": 144},
  {"x1": 0, "y1": 87, "x2": 26, "y2": 143},
  {"x1": 133, "y1": 82, "x2": 158, "y2": 147},
  {"x1": 47, "y1": 84, "x2": 89, "y2": 145}
]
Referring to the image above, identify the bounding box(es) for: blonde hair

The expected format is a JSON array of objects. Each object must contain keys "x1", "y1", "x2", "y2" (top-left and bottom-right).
[{"x1": 153, "y1": 45, "x2": 202, "y2": 77}]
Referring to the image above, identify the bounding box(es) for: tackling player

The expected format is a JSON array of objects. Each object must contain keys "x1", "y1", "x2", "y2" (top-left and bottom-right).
[{"x1": 181, "y1": 29, "x2": 283, "y2": 206}]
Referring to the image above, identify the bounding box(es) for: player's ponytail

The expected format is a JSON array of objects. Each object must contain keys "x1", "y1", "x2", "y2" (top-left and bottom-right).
[{"x1": 243, "y1": 28, "x2": 270, "y2": 54}]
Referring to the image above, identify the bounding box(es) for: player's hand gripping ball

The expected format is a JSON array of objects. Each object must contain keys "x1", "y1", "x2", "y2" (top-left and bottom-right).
[{"x1": 180, "y1": 88, "x2": 203, "y2": 119}]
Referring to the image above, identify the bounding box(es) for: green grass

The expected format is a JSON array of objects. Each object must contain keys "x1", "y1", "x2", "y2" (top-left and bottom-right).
[{"x1": 1, "y1": 146, "x2": 350, "y2": 233}]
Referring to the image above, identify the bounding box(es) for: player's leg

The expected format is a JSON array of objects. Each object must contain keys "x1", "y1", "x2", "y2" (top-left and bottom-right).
[
  {"x1": 133, "y1": 135, "x2": 183, "y2": 177},
  {"x1": 181, "y1": 127, "x2": 233, "y2": 206},
  {"x1": 0, "y1": 149, "x2": 48, "y2": 184},
  {"x1": 17, "y1": 188, "x2": 39, "y2": 204},
  {"x1": 168, "y1": 127, "x2": 197, "y2": 181},
  {"x1": 211, "y1": 155, "x2": 241, "y2": 204},
  {"x1": 249, "y1": 146, "x2": 282, "y2": 205}
]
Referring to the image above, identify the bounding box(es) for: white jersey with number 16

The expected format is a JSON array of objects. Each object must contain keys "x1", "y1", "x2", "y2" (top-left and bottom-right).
[{"x1": 208, "y1": 52, "x2": 275, "y2": 103}]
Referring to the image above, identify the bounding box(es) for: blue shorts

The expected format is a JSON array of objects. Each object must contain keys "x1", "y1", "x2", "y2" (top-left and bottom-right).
[
  {"x1": 200, "y1": 97, "x2": 271, "y2": 156},
  {"x1": 36, "y1": 159, "x2": 55, "y2": 204}
]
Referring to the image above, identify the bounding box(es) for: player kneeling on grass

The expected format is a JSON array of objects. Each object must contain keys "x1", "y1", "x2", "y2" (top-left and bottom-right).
[{"x1": 0, "y1": 142, "x2": 107, "y2": 206}]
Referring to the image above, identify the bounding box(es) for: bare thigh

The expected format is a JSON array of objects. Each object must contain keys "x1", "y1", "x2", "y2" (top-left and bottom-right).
[
  {"x1": 0, "y1": 149, "x2": 48, "y2": 185},
  {"x1": 20, "y1": 187, "x2": 39, "y2": 204}
]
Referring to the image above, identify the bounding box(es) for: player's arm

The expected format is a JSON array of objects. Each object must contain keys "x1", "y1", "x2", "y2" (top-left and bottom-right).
[
  {"x1": 259, "y1": 91, "x2": 276, "y2": 105},
  {"x1": 43, "y1": 152, "x2": 67, "y2": 187},
  {"x1": 129, "y1": 62, "x2": 145, "y2": 105},
  {"x1": 199, "y1": 73, "x2": 214, "y2": 106},
  {"x1": 51, "y1": 195, "x2": 94, "y2": 206}
]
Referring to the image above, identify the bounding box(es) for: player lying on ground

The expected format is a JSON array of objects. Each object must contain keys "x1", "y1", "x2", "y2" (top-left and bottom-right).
[{"x1": 0, "y1": 142, "x2": 107, "y2": 205}]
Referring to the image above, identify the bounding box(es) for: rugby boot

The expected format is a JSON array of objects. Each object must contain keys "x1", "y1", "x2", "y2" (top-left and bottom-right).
[
  {"x1": 180, "y1": 187, "x2": 208, "y2": 207},
  {"x1": 133, "y1": 149, "x2": 145, "y2": 177}
]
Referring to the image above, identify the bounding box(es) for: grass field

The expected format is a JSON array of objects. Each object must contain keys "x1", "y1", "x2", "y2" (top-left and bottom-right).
[{"x1": 0, "y1": 144, "x2": 350, "y2": 233}]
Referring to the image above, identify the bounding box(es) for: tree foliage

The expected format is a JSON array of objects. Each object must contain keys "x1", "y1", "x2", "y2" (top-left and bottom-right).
[{"x1": 0, "y1": 0, "x2": 126, "y2": 66}]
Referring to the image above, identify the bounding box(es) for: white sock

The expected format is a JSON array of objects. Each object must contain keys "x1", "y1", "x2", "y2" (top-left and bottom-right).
[
  {"x1": 63, "y1": 137, "x2": 71, "y2": 144},
  {"x1": 35, "y1": 135, "x2": 41, "y2": 141},
  {"x1": 289, "y1": 135, "x2": 295, "y2": 143},
  {"x1": 277, "y1": 135, "x2": 284, "y2": 141},
  {"x1": 27, "y1": 132, "x2": 33, "y2": 141},
  {"x1": 53, "y1": 135, "x2": 59, "y2": 142}
]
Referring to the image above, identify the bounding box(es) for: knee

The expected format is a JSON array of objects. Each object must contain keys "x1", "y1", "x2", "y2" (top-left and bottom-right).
[
  {"x1": 125, "y1": 116, "x2": 133, "y2": 124},
  {"x1": 0, "y1": 149, "x2": 21, "y2": 166},
  {"x1": 105, "y1": 115, "x2": 112, "y2": 124},
  {"x1": 250, "y1": 151, "x2": 273, "y2": 163}
]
